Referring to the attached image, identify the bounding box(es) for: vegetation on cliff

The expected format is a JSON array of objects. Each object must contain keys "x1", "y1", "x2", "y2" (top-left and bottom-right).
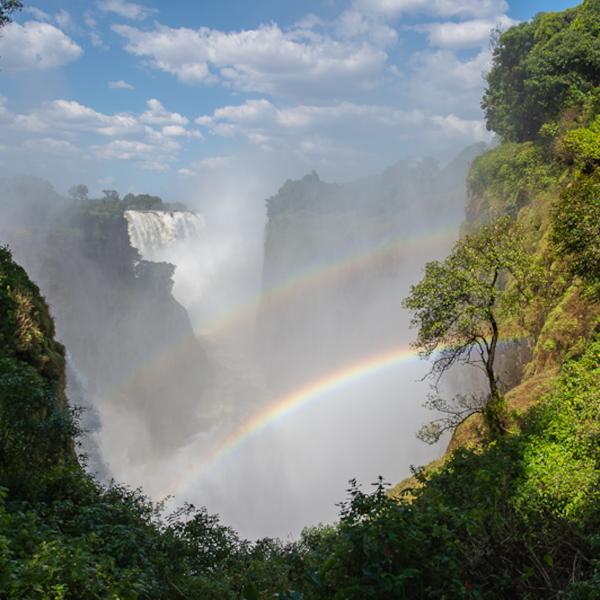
[
  {"x1": 69, "y1": 186, "x2": 188, "y2": 215},
  {"x1": 0, "y1": 1, "x2": 598, "y2": 598},
  {"x1": 1, "y1": 245, "x2": 598, "y2": 597}
]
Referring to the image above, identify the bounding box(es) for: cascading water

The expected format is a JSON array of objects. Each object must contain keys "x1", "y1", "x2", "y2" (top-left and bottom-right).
[{"x1": 124, "y1": 210, "x2": 205, "y2": 260}]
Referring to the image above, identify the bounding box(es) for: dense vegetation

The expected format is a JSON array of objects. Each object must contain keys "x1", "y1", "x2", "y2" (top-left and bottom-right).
[
  {"x1": 0, "y1": 1, "x2": 599, "y2": 598},
  {"x1": 69, "y1": 186, "x2": 188, "y2": 215},
  {"x1": 482, "y1": 0, "x2": 600, "y2": 142},
  {"x1": 1, "y1": 240, "x2": 598, "y2": 598}
]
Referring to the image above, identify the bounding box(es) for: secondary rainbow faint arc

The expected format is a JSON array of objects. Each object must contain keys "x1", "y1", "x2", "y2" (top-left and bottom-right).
[
  {"x1": 203, "y1": 226, "x2": 457, "y2": 336},
  {"x1": 101, "y1": 225, "x2": 457, "y2": 404},
  {"x1": 98, "y1": 227, "x2": 457, "y2": 420},
  {"x1": 162, "y1": 344, "x2": 420, "y2": 498}
]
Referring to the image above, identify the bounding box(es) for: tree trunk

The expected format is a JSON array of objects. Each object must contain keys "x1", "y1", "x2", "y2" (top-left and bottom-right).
[{"x1": 484, "y1": 310, "x2": 506, "y2": 435}]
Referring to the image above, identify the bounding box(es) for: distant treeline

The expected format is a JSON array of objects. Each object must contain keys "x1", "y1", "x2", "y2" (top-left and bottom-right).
[{"x1": 68, "y1": 184, "x2": 188, "y2": 213}]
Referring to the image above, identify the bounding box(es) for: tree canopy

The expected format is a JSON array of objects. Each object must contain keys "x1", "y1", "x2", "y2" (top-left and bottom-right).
[
  {"x1": 403, "y1": 217, "x2": 535, "y2": 433},
  {"x1": 482, "y1": 0, "x2": 600, "y2": 141}
]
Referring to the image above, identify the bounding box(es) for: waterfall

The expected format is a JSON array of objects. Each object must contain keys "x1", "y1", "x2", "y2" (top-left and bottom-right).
[{"x1": 124, "y1": 210, "x2": 205, "y2": 260}]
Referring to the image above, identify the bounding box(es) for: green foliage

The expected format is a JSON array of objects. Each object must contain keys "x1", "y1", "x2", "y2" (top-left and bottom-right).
[
  {"x1": 483, "y1": 0, "x2": 600, "y2": 142},
  {"x1": 514, "y1": 340, "x2": 600, "y2": 519},
  {"x1": 466, "y1": 142, "x2": 562, "y2": 223},
  {"x1": 0, "y1": 3, "x2": 597, "y2": 594},
  {"x1": 0, "y1": 358, "x2": 76, "y2": 496},
  {"x1": 551, "y1": 175, "x2": 600, "y2": 284},
  {"x1": 74, "y1": 189, "x2": 188, "y2": 216},
  {"x1": 286, "y1": 341, "x2": 600, "y2": 599},
  {"x1": 121, "y1": 193, "x2": 188, "y2": 211},
  {"x1": 0, "y1": 246, "x2": 65, "y2": 382},
  {"x1": 67, "y1": 185, "x2": 88, "y2": 203},
  {"x1": 0, "y1": 0, "x2": 21, "y2": 27},
  {"x1": 404, "y1": 218, "x2": 532, "y2": 358},
  {"x1": 403, "y1": 217, "x2": 538, "y2": 434},
  {"x1": 559, "y1": 115, "x2": 600, "y2": 171}
]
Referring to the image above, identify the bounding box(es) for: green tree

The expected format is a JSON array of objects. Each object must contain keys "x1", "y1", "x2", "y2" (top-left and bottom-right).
[
  {"x1": 403, "y1": 218, "x2": 535, "y2": 436},
  {"x1": 123, "y1": 193, "x2": 164, "y2": 210},
  {"x1": 101, "y1": 189, "x2": 120, "y2": 202},
  {"x1": 0, "y1": 0, "x2": 22, "y2": 28},
  {"x1": 68, "y1": 184, "x2": 89, "y2": 203},
  {"x1": 482, "y1": 1, "x2": 600, "y2": 142}
]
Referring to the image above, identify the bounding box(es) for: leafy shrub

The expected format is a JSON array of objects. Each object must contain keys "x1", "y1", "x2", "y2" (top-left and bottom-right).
[
  {"x1": 558, "y1": 115, "x2": 600, "y2": 171},
  {"x1": 552, "y1": 175, "x2": 600, "y2": 284},
  {"x1": 466, "y1": 142, "x2": 561, "y2": 224}
]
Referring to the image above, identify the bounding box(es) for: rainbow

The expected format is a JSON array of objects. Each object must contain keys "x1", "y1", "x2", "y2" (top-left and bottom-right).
[
  {"x1": 162, "y1": 344, "x2": 420, "y2": 498},
  {"x1": 201, "y1": 226, "x2": 458, "y2": 336},
  {"x1": 99, "y1": 224, "x2": 458, "y2": 406}
]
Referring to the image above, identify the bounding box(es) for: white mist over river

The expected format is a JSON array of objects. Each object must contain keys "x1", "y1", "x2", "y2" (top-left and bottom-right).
[{"x1": 88, "y1": 151, "x2": 475, "y2": 539}]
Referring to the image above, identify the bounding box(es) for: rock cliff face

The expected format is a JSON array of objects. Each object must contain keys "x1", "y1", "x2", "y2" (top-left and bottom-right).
[
  {"x1": 259, "y1": 145, "x2": 485, "y2": 392},
  {"x1": 0, "y1": 177, "x2": 212, "y2": 468}
]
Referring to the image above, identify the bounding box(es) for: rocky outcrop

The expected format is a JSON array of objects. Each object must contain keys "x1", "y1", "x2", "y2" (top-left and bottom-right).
[
  {"x1": 258, "y1": 145, "x2": 485, "y2": 392},
  {"x1": 0, "y1": 177, "x2": 213, "y2": 464}
]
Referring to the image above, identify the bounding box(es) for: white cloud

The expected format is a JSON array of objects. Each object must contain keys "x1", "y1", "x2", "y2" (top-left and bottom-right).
[
  {"x1": 109, "y1": 79, "x2": 135, "y2": 90},
  {"x1": 141, "y1": 98, "x2": 188, "y2": 126},
  {"x1": 138, "y1": 161, "x2": 170, "y2": 171},
  {"x1": 83, "y1": 10, "x2": 108, "y2": 48},
  {"x1": 23, "y1": 137, "x2": 81, "y2": 154},
  {"x1": 5, "y1": 97, "x2": 199, "y2": 172},
  {"x1": 84, "y1": 12, "x2": 97, "y2": 28},
  {"x1": 14, "y1": 99, "x2": 139, "y2": 136},
  {"x1": 90, "y1": 32, "x2": 107, "y2": 49},
  {"x1": 94, "y1": 139, "x2": 155, "y2": 160},
  {"x1": 97, "y1": 0, "x2": 157, "y2": 20},
  {"x1": 199, "y1": 99, "x2": 422, "y2": 134},
  {"x1": 195, "y1": 99, "x2": 424, "y2": 161},
  {"x1": 177, "y1": 167, "x2": 196, "y2": 176},
  {"x1": 0, "y1": 21, "x2": 82, "y2": 73},
  {"x1": 24, "y1": 7, "x2": 50, "y2": 21},
  {"x1": 419, "y1": 15, "x2": 515, "y2": 48},
  {"x1": 55, "y1": 9, "x2": 74, "y2": 31},
  {"x1": 408, "y1": 47, "x2": 491, "y2": 115},
  {"x1": 355, "y1": 0, "x2": 507, "y2": 19},
  {"x1": 177, "y1": 155, "x2": 232, "y2": 176},
  {"x1": 196, "y1": 156, "x2": 231, "y2": 169},
  {"x1": 92, "y1": 135, "x2": 178, "y2": 171},
  {"x1": 161, "y1": 125, "x2": 189, "y2": 137},
  {"x1": 431, "y1": 113, "x2": 490, "y2": 139},
  {"x1": 113, "y1": 22, "x2": 389, "y2": 98},
  {"x1": 0, "y1": 96, "x2": 8, "y2": 119},
  {"x1": 335, "y1": 10, "x2": 398, "y2": 46}
]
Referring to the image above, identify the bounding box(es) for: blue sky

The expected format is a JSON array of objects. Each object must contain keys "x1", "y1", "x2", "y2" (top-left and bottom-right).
[{"x1": 0, "y1": 0, "x2": 581, "y2": 198}]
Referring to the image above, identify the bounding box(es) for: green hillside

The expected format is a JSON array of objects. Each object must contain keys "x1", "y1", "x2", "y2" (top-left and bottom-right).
[{"x1": 0, "y1": 1, "x2": 599, "y2": 598}]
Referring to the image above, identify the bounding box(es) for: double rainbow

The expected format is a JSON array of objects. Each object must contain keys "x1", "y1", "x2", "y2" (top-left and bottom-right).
[
  {"x1": 102, "y1": 224, "x2": 459, "y2": 497},
  {"x1": 101, "y1": 224, "x2": 457, "y2": 404}
]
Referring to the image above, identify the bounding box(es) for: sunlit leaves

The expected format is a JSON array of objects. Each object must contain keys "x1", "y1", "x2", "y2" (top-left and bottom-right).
[{"x1": 404, "y1": 216, "x2": 533, "y2": 376}]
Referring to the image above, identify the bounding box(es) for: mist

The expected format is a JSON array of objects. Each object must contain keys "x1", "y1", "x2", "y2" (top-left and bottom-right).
[
  {"x1": 0, "y1": 0, "x2": 505, "y2": 540},
  {"x1": 1, "y1": 140, "x2": 483, "y2": 539}
]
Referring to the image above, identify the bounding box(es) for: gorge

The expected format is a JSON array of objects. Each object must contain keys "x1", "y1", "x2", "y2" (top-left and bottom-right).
[{"x1": 0, "y1": 1, "x2": 598, "y2": 595}]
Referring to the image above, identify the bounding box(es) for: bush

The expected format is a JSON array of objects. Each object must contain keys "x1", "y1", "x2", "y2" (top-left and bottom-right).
[{"x1": 552, "y1": 175, "x2": 600, "y2": 284}]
